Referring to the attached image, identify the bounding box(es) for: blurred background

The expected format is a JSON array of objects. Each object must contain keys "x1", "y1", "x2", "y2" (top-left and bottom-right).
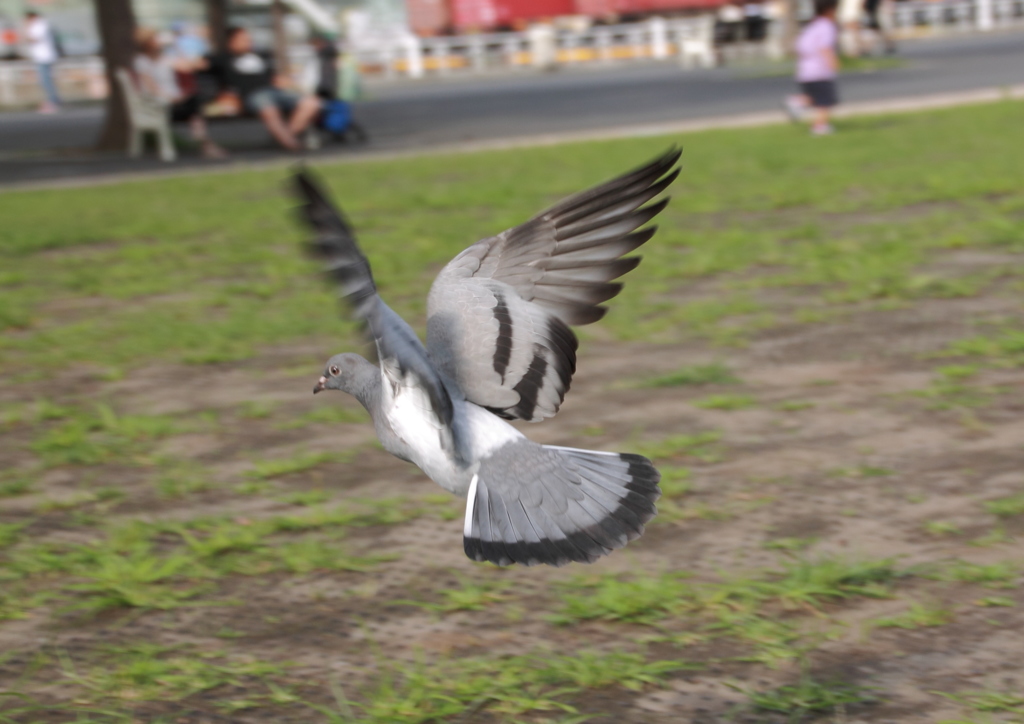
[
  {"x1": 0, "y1": 0, "x2": 1020, "y2": 181},
  {"x1": 1, "y1": 1, "x2": 1023, "y2": 723}
]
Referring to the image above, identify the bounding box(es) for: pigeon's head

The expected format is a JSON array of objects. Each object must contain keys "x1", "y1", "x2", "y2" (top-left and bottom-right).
[{"x1": 313, "y1": 353, "x2": 365, "y2": 395}]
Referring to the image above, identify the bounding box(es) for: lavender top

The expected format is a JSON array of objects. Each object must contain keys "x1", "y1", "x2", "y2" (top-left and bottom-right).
[{"x1": 795, "y1": 17, "x2": 838, "y2": 82}]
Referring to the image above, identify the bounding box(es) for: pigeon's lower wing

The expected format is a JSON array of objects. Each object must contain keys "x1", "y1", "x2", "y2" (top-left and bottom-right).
[
  {"x1": 294, "y1": 171, "x2": 454, "y2": 433},
  {"x1": 463, "y1": 441, "x2": 661, "y2": 567},
  {"x1": 426, "y1": 148, "x2": 680, "y2": 422}
]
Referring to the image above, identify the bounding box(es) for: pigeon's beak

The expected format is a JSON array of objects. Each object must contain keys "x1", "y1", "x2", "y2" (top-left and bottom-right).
[{"x1": 313, "y1": 376, "x2": 327, "y2": 394}]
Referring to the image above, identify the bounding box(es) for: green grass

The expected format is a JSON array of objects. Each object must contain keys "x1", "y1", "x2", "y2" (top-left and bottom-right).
[
  {"x1": 733, "y1": 673, "x2": 876, "y2": 722},
  {"x1": 936, "y1": 688, "x2": 1024, "y2": 722},
  {"x1": 396, "y1": 576, "x2": 511, "y2": 613},
  {"x1": 763, "y1": 536, "x2": 817, "y2": 552},
  {"x1": 0, "y1": 474, "x2": 33, "y2": 497},
  {"x1": 66, "y1": 544, "x2": 206, "y2": 612},
  {"x1": 154, "y1": 462, "x2": 210, "y2": 499},
  {"x1": 872, "y1": 602, "x2": 954, "y2": 629},
  {"x1": 635, "y1": 431, "x2": 723, "y2": 462},
  {"x1": 641, "y1": 362, "x2": 740, "y2": 387},
  {"x1": 3, "y1": 101, "x2": 1024, "y2": 722},
  {"x1": 718, "y1": 556, "x2": 900, "y2": 611},
  {"x1": 929, "y1": 560, "x2": 1019, "y2": 589},
  {"x1": 776, "y1": 400, "x2": 815, "y2": 412},
  {"x1": 914, "y1": 365, "x2": 996, "y2": 410},
  {"x1": 3, "y1": 102, "x2": 1024, "y2": 375},
  {"x1": 983, "y1": 493, "x2": 1024, "y2": 518},
  {"x1": 692, "y1": 394, "x2": 755, "y2": 410},
  {"x1": 0, "y1": 499, "x2": 418, "y2": 615},
  {"x1": 57, "y1": 643, "x2": 290, "y2": 710},
  {"x1": 974, "y1": 595, "x2": 1015, "y2": 607},
  {"x1": 659, "y1": 466, "x2": 692, "y2": 497},
  {"x1": 924, "y1": 520, "x2": 962, "y2": 536},
  {"x1": 970, "y1": 527, "x2": 1013, "y2": 547},
  {"x1": 244, "y1": 450, "x2": 347, "y2": 480},
  {"x1": 942, "y1": 327, "x2": 1024, "y2": 367},
  {"x1": 276, "y1": 403, "x2": 368, "y2": 429},
  {"x1": 552, "y1": 572, "x2": 692, "y2": 625},
  {"x1": 30, "y1": 404, "x2": 179, "y2": 467},
  {"x1": 0, "y1": 522, "x2": 27, "y2": 549},
  {"x1": 548, "y1": 556, "x2": 903, "y2": 667},
  {"x1": 310, "y1": 649, "x2": 691, "y2": 723}
]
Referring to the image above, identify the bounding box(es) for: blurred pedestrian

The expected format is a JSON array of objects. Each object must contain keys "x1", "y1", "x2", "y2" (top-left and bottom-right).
[
  {"x1": 133, "y1": 27, "x2": 227, "y2": 159},
  {"x1": 1, "y1": 21, "x2": 19, "y2": 59},
  {"x1": 744, "y1": 1, "x2": 767, "y2": 41},
  {"x1": 783, "y1": 0, "x2": 840, "y2": 136},
  {"x1": 23, "y1": 11, "x2": 60, "y2": 113},
  {"x1": 527, "y1": 22, "x2": 557, "y2": 71},
  {"x1": 718, "y1": 1, "x2": 744, "y2": 42},
  {"x1": 863, "y1": 0, "x2": 897, "y2": 54},
  {"x1": 837, "y1": 0, "x2": 862, "y2": 56},
  {"x1": 170, "y1": 22, "x2": 209, "y2": 61},
  {"x1": 309, "y1": 33, "x2": 339, "y2": 100}
]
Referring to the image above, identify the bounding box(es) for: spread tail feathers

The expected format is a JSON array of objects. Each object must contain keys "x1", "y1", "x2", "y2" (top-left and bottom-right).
[{"x1": 463, "y1": 442, "x2": 660, "y2": 567}]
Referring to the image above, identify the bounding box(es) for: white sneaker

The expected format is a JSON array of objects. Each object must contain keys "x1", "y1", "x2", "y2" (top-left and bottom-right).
[
  {"x1": 783, "y1": 96, "x2": 806, "y2": 123},
  {"x1": 811, "y1": 124, "x2": 834, "y2": 136}
]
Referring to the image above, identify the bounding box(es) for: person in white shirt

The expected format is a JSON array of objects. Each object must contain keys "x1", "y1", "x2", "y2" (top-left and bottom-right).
[
  {"x1": 23, "y1": 11, "x2": 59, "y2": 113},
  {"x1": 837, "y1": 0, "x2": 863, "y2": 56},
  {"x1": 718, "y1": 2, "x2": 744, "y2": 43}
]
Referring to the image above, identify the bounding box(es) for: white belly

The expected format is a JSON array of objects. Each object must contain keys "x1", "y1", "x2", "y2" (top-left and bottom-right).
[{"x1": 384, "y1": 385, "x2": 523, "y2": 496}]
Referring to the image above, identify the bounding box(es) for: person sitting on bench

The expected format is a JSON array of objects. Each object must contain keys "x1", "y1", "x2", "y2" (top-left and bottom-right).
[
  {"x1": 207, "y1": 27, "x2": 322, "y2": 152},
  {"x1": 133, "y1": 27, "x2": 227, "y2": 159}
]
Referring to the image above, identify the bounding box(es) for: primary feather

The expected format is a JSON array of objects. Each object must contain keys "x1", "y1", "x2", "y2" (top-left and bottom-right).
[{"x1": 427, "y1": 148, "x2": 680, "y2": 422}]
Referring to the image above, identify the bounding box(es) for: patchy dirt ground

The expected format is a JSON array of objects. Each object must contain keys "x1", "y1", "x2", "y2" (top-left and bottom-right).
[{"x1": 2, "y1": 247, "x2": 1024, "y2": 724}]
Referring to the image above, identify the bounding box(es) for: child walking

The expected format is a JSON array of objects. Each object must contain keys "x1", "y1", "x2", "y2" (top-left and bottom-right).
[{"x1": 785, "y1": 0, "x2": 840, "y2": 136}]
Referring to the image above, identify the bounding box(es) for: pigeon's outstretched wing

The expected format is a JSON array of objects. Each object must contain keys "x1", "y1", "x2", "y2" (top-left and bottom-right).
[
  {"x1": 426, "y1": 148, "x2": 680, "y2": 422},
  {"x1": 294, "y1": 171, "x2": 455, "y2": 435}
]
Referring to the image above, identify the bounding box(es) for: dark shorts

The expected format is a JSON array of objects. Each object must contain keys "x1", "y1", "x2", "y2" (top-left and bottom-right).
[
  {"x1": 170, "y1": 95, "x2": 202, "y2": 122},
  {"x1": 800, "y1": 80, "x2": 839, "y2": 108},
  {"x1": 244, "y1": 87, "x2": 301, "y2": 115}
]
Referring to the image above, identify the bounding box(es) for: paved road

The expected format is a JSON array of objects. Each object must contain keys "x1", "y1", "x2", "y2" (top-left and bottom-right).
[{"x1": 0, "y1": 29, "x2": 1021, "y2": 186}]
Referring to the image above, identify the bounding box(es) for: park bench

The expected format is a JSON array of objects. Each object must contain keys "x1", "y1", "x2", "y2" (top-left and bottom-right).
[
  {"x1": 115, "y1": 67, "x2": 176, "y2": 161},
  {"x1": 116, "y1": 66, "x2": 365, "y2": 160}
]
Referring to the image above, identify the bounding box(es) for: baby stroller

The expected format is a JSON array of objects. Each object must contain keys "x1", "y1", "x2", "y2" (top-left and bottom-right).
[{"x1": 319, "y1": 97, "x2": 368, "y2": 144}]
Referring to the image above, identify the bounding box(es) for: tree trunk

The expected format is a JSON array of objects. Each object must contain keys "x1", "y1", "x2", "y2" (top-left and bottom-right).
[
  {"x1": 205, "y1": 0, "x2": 229, "y2": 54},
  {"x1": 782, "y1": 0, "x2": 799, "y2": 58},
  {"x1": 271, "y1": 0, "x2": 290, "y2": 77},
  {"x1": 94, "y1": 0, "x2": 137, "y2": 151}
]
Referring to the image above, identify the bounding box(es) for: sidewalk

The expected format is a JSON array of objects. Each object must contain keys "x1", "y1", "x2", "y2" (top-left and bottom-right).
[{"x1": 2, "y1": 83, "x2": 1021, "y2": 195}]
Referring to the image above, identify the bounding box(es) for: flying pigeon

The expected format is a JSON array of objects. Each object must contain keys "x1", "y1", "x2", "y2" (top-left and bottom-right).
[{"x1": 296, "y1": 148, "x2": 681, "y2": 567}]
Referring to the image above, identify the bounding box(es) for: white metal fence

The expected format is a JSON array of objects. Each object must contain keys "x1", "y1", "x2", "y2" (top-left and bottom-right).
[
  {"x1": 0, "y1": 57, "x2": 107, "y2": 108},
  {"x1": 353, "y1": 17, "x2": 721, "y2": 79},
  {"x1": 891, "y1": 0, "x2": 1024, "y2": 31},
  {"x1": 351, "y1": 0, "x2": 1024, "y2": 79}
]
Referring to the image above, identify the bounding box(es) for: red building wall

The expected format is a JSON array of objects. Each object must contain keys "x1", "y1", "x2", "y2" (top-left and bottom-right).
[{"x1": 410, "y1": 0, "x2": 726, "y2": 34}]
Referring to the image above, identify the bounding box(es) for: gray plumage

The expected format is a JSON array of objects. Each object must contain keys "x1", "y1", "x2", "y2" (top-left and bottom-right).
[{"x1": 297, "y1": 149, "x2": 680, "y2": 567}]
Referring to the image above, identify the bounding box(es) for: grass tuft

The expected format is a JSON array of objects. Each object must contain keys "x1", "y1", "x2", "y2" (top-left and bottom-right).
[
  {"x1": 733, "y1": 673, "x2": 876, "y2": 722},
  {"x1": 983, "y1": 493, "x2": 1024, "y2": 518},
  {"x1": 692, "y1": 394, "x2": 755, "y2": 410},
  {"x1": 641, "y1": 362, "x2": 740, "y2": 388},
  {"x1": 552, "y1": 572, "x2": 692, "y2": 625}
]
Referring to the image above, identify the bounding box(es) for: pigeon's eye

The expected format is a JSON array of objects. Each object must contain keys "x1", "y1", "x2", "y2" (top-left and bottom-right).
[{"x1": 329, "y1": 365, "x2": 340, "y2": 376}]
